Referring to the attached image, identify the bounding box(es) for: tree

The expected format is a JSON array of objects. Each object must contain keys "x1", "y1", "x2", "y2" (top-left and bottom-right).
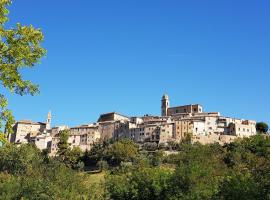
[
  {"x1": 0, "y1": 144, "x2": 95, "y2": 199},
  {"x1": 57, "y1": 130, "x2": 85, "y2": 170},
  {"x1": 106, "y1": 167, "x2": 172, "y2": 200},
  {"x1": 256, "y1": 122, "x2": 269, "y2": 134},
  {"x1": 0, "y1": 133, "x2": 7, "y2": 145},
  {"x1": 107, "y1": 139, "x2": 139, "y2": 165},
  {"x1": 57, "y1": 130, "x2": 70, "y2": 157},
  {"x1": 0, "y1": 0, "x2": 46, "y2": 135}
]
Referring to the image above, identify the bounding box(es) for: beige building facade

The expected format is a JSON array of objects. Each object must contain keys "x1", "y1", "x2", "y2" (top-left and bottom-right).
[{"x1": 10, "y1": 94, "x2": 258, "y2": 152}]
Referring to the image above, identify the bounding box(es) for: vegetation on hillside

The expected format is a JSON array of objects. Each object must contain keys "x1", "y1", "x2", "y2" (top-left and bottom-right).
[{"x1": 1, "y1": 135, "x2": 270, "y2": 199}]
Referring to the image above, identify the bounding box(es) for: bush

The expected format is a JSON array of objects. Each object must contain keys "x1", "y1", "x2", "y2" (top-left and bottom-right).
[
  {"x1": 97, "y1": 160, "x2": 109, "y2": 172},
  {"x1": 256, "y1": 122, "x2": 269, "y2": 134},
  {"x1": 107, "y1": 139, "x2": 139, "y2": 165},
  {"x1": 106, "y1": 166, "x2": 172, "y2": 200},
  {"x1": 0, "y1": 144, "x2": 96, "y2": 199},
  {"x1": 142, "y1": 142, "x2": 158, "y2": 151}
]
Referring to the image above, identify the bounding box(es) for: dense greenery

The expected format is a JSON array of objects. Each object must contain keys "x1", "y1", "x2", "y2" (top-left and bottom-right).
[
  {"x1": 57, "y1": 130, "x2": 85, "y2": 170},
  {"x1": 256, "y1": 122, "x2": 269, "y2": 134},
  {"x1": 1, "y1": 135, "x2": 270, "y2": 199},
  {"x1": 0, "y1": 144, "x2": 98, "y2": 199},
  {"x1": 102, "y1": 135, "x2": 270, "y2": 200}
]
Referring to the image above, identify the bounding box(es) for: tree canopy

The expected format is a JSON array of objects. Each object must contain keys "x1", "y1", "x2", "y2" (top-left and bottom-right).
[
  {"x1": 256, "y1": 122, "x2": 269, "y2": 134},
  {"x1": 0, "y1": 0, "x2": 46, "y2": 135}
]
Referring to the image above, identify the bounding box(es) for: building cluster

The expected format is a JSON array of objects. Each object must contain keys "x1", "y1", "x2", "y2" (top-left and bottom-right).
[{"x1": 9, "y1": 95, "x2": 257, "y2": 155}]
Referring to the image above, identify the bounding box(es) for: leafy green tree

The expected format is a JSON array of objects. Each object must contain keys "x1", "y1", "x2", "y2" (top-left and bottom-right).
[
  {"x1": 0, "y1": 0, "x2": 46, "y2": 135},
  {"x1": 142, "y1": 142, "x2": 158, "y2": 151},
  {"x1": 82, "y1": 140, "x2": 111, "y2": 167},
  {"x1": 0, "y1": 143, "x2": 42, "y2": 174},
  {"x1": 219, "y1": 135, "x2": 270, "y2": 199},
  {"x1": 64, "y1": 147, "x2": 85, "y2": 171},
  {"x1": 169, "y1": 143, "x2": 227, "y2": 199},
  {"x1": 57, "y1": 129, "x2": 70, "y2": 157},
  {"x1": 214, "y1": 172, "x2": 260, "y2": 200},
  {"x1": 107, "y1": 139, "x2": 139, "y2": 165},
  {"x1": 0, "y1": 144, "x2": 96, "y2": 199},
  {"x1": 256, "y1": 122, "x2": 269, "y2": 134},
  {"x1": 0, "y1": 133, "x2": 7, "y2": 145},
  {"x1": 57, "y1": 130, "x2": 84, "y2": 170},
  {"x1": 106, "y1": 166, "x2": 172, "y2": 200},
  {"x1": 148, "y1": 150, "x2": 164, "y2": 167}
]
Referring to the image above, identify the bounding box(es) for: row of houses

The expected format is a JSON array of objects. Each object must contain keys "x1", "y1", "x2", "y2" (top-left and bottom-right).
[{"x1": 8, "y1": 95, "x2": 257, "y2": 155}]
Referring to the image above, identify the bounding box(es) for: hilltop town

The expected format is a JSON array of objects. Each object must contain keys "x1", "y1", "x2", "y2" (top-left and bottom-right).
[{"x1": 8, "y1": 94, "x2": 256, "y2": 155}]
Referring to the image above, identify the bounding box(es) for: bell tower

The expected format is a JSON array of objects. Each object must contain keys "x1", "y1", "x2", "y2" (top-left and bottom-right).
[
  {"x1": 161, "y1": 94, "x2": 170, "y2": 116},
  {"x1": 46, "y1": 111, "x2": 52, "y2": 130}
]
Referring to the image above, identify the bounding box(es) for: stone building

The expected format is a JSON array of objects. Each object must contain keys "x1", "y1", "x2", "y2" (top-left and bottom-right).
[
  {"x1": 10, "y1": 94, "x2": 258, "y2": 151},
  {"x1": 98, "y1": 112, "x2": 130, "y2": 123},
  {"x1": 9, "y1": 120, "x2": 46, "y2": 144},
  {"x1": 97, "y1": 112, "x2": 131, "y2": 140},
  {"x1": 9, "y1": 111, "x2": 51, "y2": 144},
  {"x1": 50, "y1": 124, "x2": 101, "y2": 156},
  {"x1": 70, "y1": 124, "x2": 101, "y2": 151},
  {"x1": 162, "y1": 94, "x2": 203, "y2": 116},
  {"x1": 35, "y1": 133, "x2": 52, "y2": 151},
  {"x1": 228, "y1": 120, "x2": 256, "y2": 137}
]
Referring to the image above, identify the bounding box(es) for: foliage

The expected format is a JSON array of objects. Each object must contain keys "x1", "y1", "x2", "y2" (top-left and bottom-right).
[
  {"x1": 56, "y1": 130, "x2": 85, "y2": 170},
  {"x1": 0, "y1": 143, "x2": 42, "y2": 174},
  {"x1": 256, "y1": 122, "x2": 269, "y2": 134},
  {"x1": 0, "y1": 144, "x2": 96, "y2": 199},
  {"x1": 97, "y1": 160, "x2": 109, "y2": 172},
  {"x1": 0, "y1": 0, "x2": 46, "y2": 134},
  {"x1": 57, "y1": 129, "x2": 70, "y2": 156},
  {"x1": 1, "y1": 135, "x2": 270, "y2": 199},
  {"x1": 142, "y1": 142, "x2": 158, "y2": 151},
  {"x1": 0, "y1": 133, "x2": 7, "y2": 145},
  {"x1": 105, "y1": 135, "x2": 270, "y2": 200},
  {"x1": 107, "y1": 139, "x2": 139, "y2": 165},
  {"x1": 106, "y1": 166, "x2": 172, "y2": 200},
  {"x1": 148, "y1": 150, "x2": 164, "y2": 167},
  {"x1": 165, "y1": 141, "x2": 181, "y2": 151},
  {"x1": 82, "y1": 140, "x2": 111, "y2": 167}
]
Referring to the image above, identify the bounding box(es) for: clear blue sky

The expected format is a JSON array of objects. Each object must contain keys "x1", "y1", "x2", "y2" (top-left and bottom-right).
[{"x1": 4, "y1": 0, "x2": 270, "y2": 127}]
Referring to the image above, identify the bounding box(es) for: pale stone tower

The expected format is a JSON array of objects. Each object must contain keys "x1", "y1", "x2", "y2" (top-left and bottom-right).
[
  {"x1": 161, "y1": 94, "x2": 170, "y2": 116},
  {"x1": 46, "y1": 111, "x2": 52, "y2": 130}
]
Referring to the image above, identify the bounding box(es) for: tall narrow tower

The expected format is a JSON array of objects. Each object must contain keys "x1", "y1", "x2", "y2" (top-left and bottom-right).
[
  {"x1": 161, "y1": 94, "x2": 170, "y2": 116},
  {"x1": 46, "y1": 111, "x2": 52, "y2": 130}
]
